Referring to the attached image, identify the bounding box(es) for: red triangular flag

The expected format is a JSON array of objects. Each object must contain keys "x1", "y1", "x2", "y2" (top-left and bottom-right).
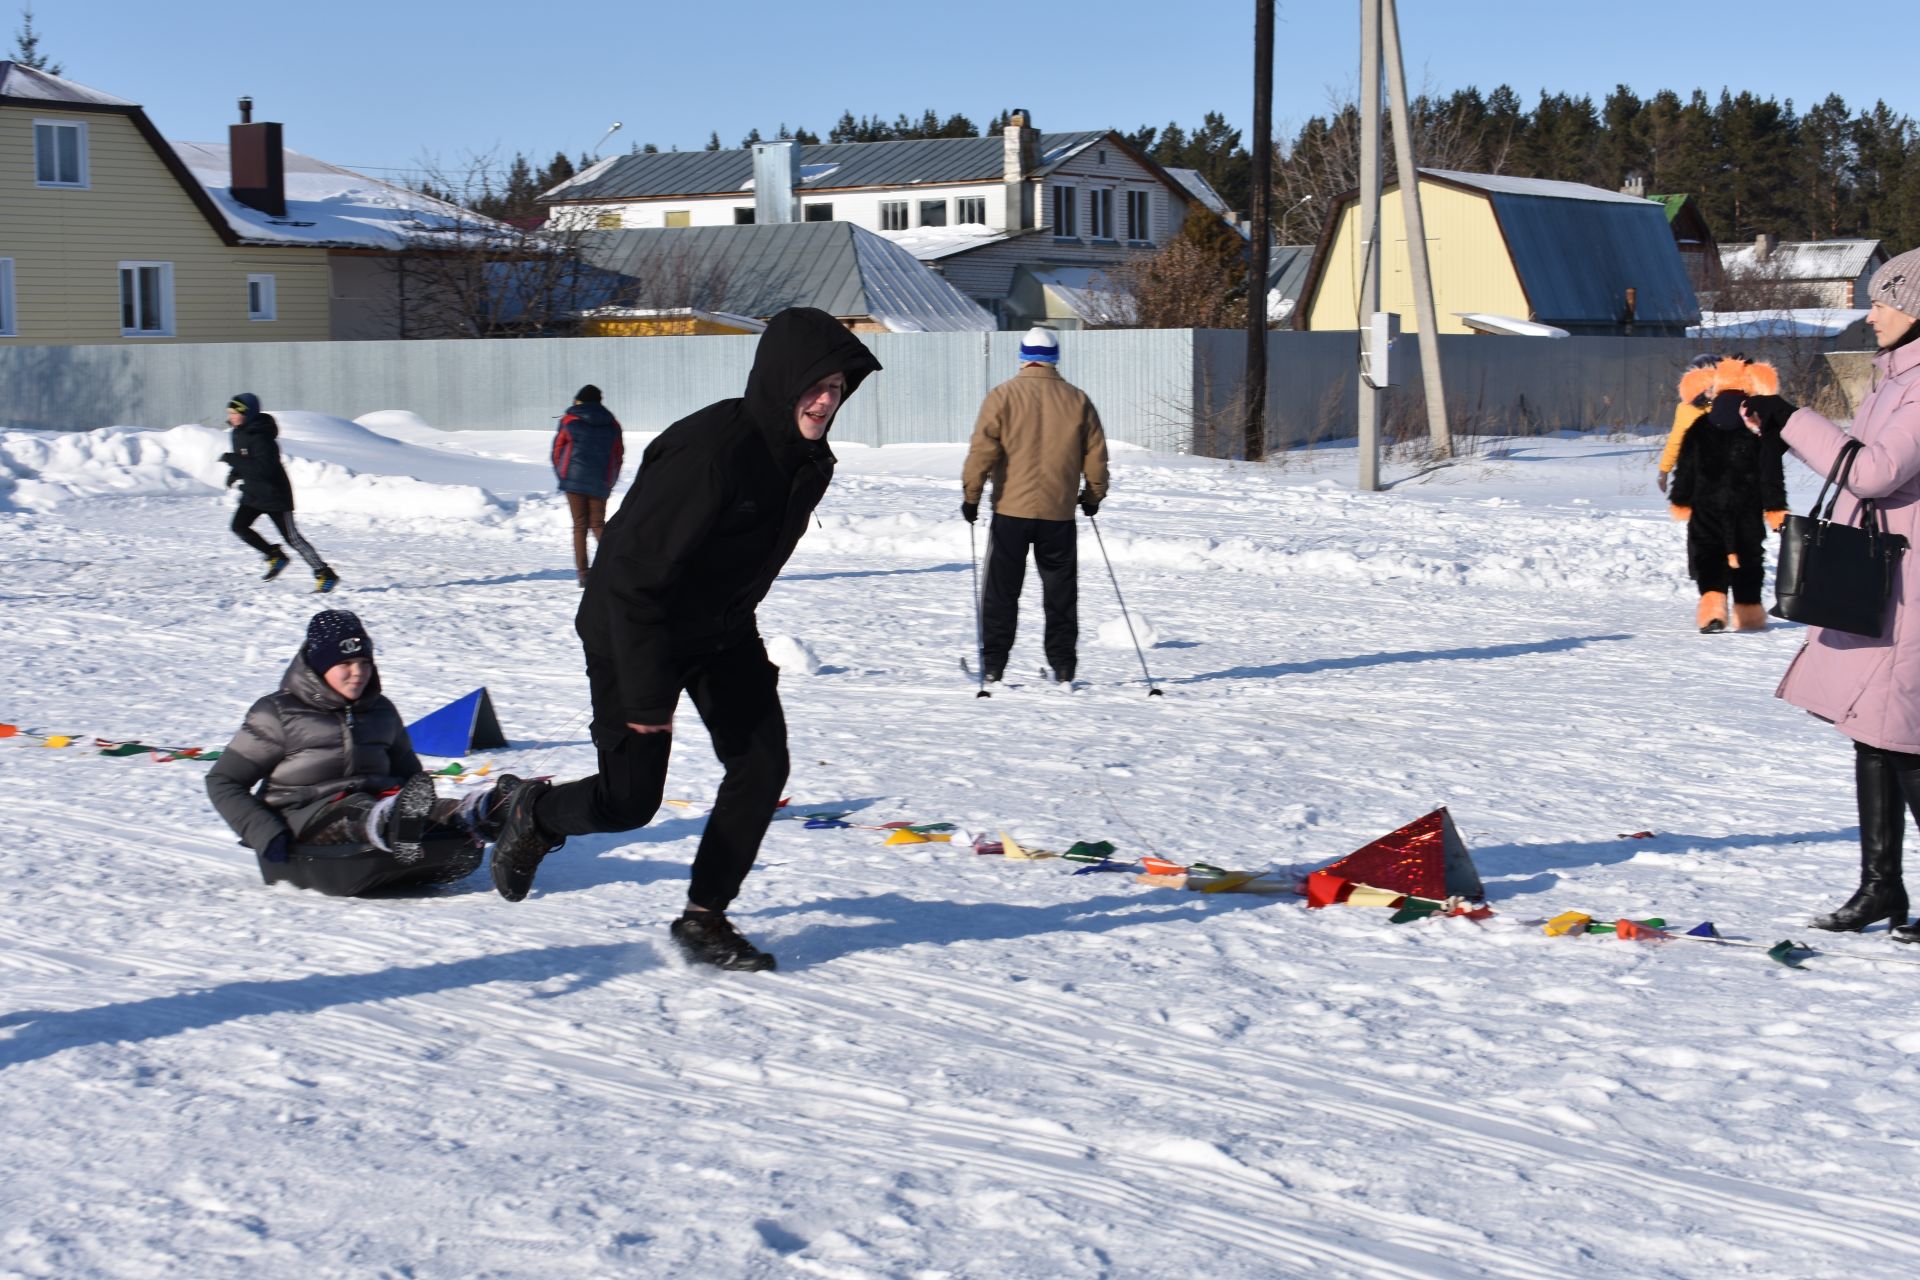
[
  {"x1": 1304, "y1": 870, "x2": 1353, "y2": 909},
  {"x1": 1313, "y1": 807, "x2": 1485, "y2": 901}
]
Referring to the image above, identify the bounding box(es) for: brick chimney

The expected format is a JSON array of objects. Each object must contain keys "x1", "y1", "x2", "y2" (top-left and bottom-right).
[
  {"x1": 1619, "y1": 172, "x2": 1646, "y2": 199},
  {"x1": 1754, "y1": 232, "x2": 1776, "y2": 263},
  {"x1": 229, "y1": 97, "x2": 285, "y2": 218},
  {"x1": 1002, "y1": 109, "x2": 1037, "y2": 231}
]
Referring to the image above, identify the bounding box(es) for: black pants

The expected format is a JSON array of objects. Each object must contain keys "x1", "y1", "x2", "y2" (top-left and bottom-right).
[
  {"x1": 1686, "y1": 506, "x2": 1766, "y2": 605},
  {"x1": 232, "y1": 505, "x2": 328, "y2": 574},
  {"x1": 264, "y1": 794, "x2": 481, "y2": 896},
  {"x1": 536, "y1": 638, "x2": 788, "y2": 913},
  {"x1": 982, "y1": 514, "x2": 1078, "y2": 673}
]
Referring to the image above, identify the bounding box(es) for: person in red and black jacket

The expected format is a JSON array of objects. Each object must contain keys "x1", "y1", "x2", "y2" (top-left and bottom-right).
[{"x1": 552, "y1": 385, "x2": 625, "y2": 586}]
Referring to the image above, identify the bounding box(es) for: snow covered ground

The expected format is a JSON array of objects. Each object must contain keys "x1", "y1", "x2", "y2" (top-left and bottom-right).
[{"x1": 4, "y1": 409, "x2": 1919, "y2": 1279}]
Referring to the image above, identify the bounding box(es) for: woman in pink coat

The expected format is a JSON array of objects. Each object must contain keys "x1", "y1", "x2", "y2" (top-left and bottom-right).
[{"x1": 1745, "y1": 247, "x2": 1920, "y2": 941}]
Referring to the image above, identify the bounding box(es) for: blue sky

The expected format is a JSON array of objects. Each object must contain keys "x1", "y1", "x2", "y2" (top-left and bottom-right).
[{"x1": 24, "y1": 1, "x2": 1906, "y2": 186}]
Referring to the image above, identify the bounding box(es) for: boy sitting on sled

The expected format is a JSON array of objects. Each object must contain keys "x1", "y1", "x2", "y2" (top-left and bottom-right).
[{"x1": 206, "y1": 609, "x2": 522, "y2": 895}]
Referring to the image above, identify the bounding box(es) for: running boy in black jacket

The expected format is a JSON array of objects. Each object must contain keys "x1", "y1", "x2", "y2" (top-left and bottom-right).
[
  {"x1": 221, "y1": 392, "x2": 339, "y2": 593},
  {"x1": 489, "y1": 308, "x2": 882, "y2": 971}
]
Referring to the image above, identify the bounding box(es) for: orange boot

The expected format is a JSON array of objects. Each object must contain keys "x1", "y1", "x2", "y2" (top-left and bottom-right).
[
  {"x1": 1733, "y1": 602, "x2": 1768, "y2": 631},
  {"x1": 1696, "y1": 591, "x2": 1728, "y2": 633}
]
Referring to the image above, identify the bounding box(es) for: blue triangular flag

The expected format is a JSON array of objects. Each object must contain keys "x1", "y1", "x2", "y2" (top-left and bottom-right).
[
  {"x1": 1686, "y1": 922, "x2": 1720, "y2": 938},
  {"x1": 406, "y1": 687, "x2": 507, "y2": 757}
]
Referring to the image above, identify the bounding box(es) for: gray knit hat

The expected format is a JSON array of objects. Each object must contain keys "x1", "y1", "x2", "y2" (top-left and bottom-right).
[{"x1": 1868, "y1": 248, "x2": 1920, "y2": 317}]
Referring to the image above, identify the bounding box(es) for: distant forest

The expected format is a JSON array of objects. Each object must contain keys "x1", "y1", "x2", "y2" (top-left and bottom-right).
[{"x1": 451, "y1": 86, "x2": 1920, "y2": 252}]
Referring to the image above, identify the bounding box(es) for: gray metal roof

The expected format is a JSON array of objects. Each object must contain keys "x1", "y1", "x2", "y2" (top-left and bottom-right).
[
  {"x1": 1719, "y1": 238, "x2": 1883, "y2": 282},
  {"x1": 547, "y1": 132, "x2": 1106, "y2": 203},
  {"x1": 1414, "y1": 169, "x2": 1699, "y2": 329},
  {"x1": 575, "y1": 221, "x2": 993, "y2": 332},
  {"x1": 0, "y1": 61, "x2": 135, "y2": 107}
]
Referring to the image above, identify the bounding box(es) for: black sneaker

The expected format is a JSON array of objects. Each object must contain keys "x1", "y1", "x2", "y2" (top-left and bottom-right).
[
  {"x1": 670, "y1": 912, "x2": 777, "y2": 971},
  {"x1": 474, "y1": 774, "x2": 524, "y2": 842},
  {"x1": 1052, "y1": 664, "x2": 1075, "y2": 684},
  {"x1": 314, "y1": 568, "x2": 340, "y2": 594},
  {"x1": 983, "y1": 663, "x2": 1005, "y2": 684},
  {"x1": 383, "y1": 771, "x2": 438, "y2": 864},
  {"x1": 262, "y1": 548, "x2": 291, "y2": 581},
  {"x1": 490, "y1": 778, "x2": 561, "y2": 901}
]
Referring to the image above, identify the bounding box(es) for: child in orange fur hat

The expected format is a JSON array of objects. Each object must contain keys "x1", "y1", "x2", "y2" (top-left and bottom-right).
[{"x1": 1667, "y1": 358, "x2": 1789, "y2": 632}]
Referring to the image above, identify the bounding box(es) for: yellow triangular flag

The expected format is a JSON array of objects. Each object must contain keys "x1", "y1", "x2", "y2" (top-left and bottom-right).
[
  {"x1": 885, "y1": 828, "x2": 931, "y2": 845},
  {"x1": 43, "y1": 735, "x2": 72, "y2": 748},
  {"x1": 1542, "y1": 911, "x2": 1592, "y2": 937},
  {"x1": 1000, "y1": 831, "x2": 1057, "y2": 860}
]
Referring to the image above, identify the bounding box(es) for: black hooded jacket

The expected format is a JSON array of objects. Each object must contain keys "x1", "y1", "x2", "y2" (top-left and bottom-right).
[
  {"x1": 1669, "y1": 403, "x2": 1788, "y2": 515},
  {"x1": 221, "y1": 394, "x2": 296, "y2": 512},
  {"x1": 576, "y1": 308, "x2": 882, "y2": 724}
]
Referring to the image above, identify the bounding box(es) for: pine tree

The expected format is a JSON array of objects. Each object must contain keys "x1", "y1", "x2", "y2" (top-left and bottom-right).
[
  {"x1": 12, "y1": 5, "x2": 60, "y2": 74},
  {"x1": 739, "y1": 127, "x2": 763, "y2": 148},
  {"x1": 704, "y1": 131, "x2": 722, "y2": 152}
]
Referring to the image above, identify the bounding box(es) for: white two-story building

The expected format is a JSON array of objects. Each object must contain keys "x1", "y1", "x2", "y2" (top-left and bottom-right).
[{"x1": 541, "y1": 113, "x2": 1224, "y2": 329}]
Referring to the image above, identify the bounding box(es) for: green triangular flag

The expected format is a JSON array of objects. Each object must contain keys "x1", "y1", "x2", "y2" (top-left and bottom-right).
[
  {"x1": 1063, "y1": 840, "x2": 1117, "y2": 863},
  {"x1": 1767, "y1": 940, "x2": 1813, "y2": 969}
]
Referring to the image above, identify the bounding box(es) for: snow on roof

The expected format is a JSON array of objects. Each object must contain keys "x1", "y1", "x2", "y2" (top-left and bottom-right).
[
  {"x1": 1456, "y1": 312, "x2": 1571, "y2": 338},
  {"x1": 581, "y1": 306, "x2": 767, "y2": 332},
  {"x1": 1027, "y1": 267, "x2": 1131, "y2": 324},
  {"x1": 1423, "y1": 168, "x2": 1659, "y2": 206},
  {"x1": 1166, "y1": 167, "x2": 1229, "y2": 217},
  {"x1": 877, "y1": 226, "x2": 1022, "y2": 262},
  {"x1": 170, "y1": 141, "x2": 499, "y2": 250},
  {"x1": 0, "y1": 61, "x2": 134, "y2": 106},
  {"x1": 1718, "y1": 239, "x2": 1882, "y2": 282},
  {"x1": 1689, "y1": 307, "x2": 1868, "y2": 339}
]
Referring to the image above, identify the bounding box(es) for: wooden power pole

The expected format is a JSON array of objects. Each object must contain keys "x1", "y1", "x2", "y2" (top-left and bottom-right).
[
  {"x1": 1382, "y1": 0, "x2": 1452, "y2": 457},
  {"x1": 1245, "y1": 0, "x2": 1273, "y2": 462}
]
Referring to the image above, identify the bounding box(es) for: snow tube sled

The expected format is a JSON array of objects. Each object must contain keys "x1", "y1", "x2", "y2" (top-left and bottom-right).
[{"x1": 259, "y1": 835, "x2": 484, "y2": 897}]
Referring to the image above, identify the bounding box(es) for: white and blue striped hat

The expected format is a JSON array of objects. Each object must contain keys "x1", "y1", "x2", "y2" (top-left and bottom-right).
[{"x1": 1019, "y1": 327, "x2": 1059, "y2": 363}]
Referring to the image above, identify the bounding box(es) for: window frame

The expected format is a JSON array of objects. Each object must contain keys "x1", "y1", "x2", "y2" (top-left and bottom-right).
[
  {"x1": 1125, "y1": 190, "x2": 1153, "y2": 243},
  {"x1": 803, "y1": 202, "x2": 834, "y2": 222},
  {"x1": 118, "y1": 261, "x2": 174, "y2": 338},
  {"x1": 879, "y1": 200, "x2": 908, "y2": 231},
  {"x1": 662, "y1": 210, "x2": 691, "y2": 228},
  {"x1": 733, "y1": 206, "x2": 756, "y2": 225},
  {"x1": 1088, "y1": 188, "x2": 1114, "y2": 241},
  {"x1": 917, "y1": 198, "x2": 948, "y2": 228},
  {"x1": 955, "y1": 196, "x2": 986, "y2": 225},
  {"x1": 247, "y1": 273, "x2": 277, "y2": 322},
  {"x1": 1051, "y1": 184, "x2": 1078, "y2": 238},
  {"x1": 33, "y1": 118, "x2": 88, "y2": 188},
  {"x1": 0, "y1": 257, "x2": 15, "y2": 336}
]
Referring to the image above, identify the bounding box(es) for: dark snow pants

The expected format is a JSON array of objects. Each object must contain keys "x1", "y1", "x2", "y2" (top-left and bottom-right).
[
  {"x1": 264, "y1": 794, "x2": 481, "y2": 896},
  {"x1": 982, "y1": 514, "x2": 1078, "y2": 675},
  {"x1": 535, "y1": 638, "x2": 788, "y2": 913},
  {"x1": 232, "y1": 505, "x2": 328, "y2": 574},
  {"x1": 1685, "y1": 505, "x2": 1767, "y2": 604},
  {"x1": 566, "y1": 492, "x2": 608, "y2": 578}
]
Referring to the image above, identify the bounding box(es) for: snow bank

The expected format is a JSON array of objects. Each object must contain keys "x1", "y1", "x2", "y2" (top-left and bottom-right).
[
  {"x1": 0, "y1": 424, "x2": 227, "y2": 510},
  {"x1": 1096, "y1": 614, "x2": 1160, "y2": 649}
]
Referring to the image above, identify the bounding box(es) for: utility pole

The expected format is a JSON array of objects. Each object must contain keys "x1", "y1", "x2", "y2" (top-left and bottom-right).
[
  {"x1": 1382, "y1": 0, "x2": 1452, "y2": 457},
  {"x1": 1356, "y1": 0, "x2": 1383, "y2": 491},
  {"x1": 1245, "y1": 0, "x2": 1274, "y2": 462}
]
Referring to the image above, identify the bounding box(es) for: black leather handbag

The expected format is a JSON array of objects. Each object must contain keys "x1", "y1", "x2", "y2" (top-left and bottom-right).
[{"x1": 1772, "y1": 439, "x2": 1908, "y2": 637}]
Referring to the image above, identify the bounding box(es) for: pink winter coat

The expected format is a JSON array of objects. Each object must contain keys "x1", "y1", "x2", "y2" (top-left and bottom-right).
[{"x1": 1775, "y1": 340, "x2": 1920, "y2": 751}]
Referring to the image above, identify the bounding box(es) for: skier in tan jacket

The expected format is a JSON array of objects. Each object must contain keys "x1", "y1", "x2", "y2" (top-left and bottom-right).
[{"x1": 960, "y1": 328, "x2": 1110, "y2": 684}]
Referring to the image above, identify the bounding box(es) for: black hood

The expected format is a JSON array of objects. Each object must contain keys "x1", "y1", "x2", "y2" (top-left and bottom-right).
[{"x1": 743, "y1": 308, "x2": 882, "y2": 460}]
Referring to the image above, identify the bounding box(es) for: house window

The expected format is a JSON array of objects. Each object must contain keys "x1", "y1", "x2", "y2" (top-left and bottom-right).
[
  {"x1": 1089, "y1": 189, "x2": 1114, "y2": 240},
  {"x1": 880, "y1": 200, "x2": 908, "y2": 231},
  {"x1": 33, "y1": 119, "x2": 87, "y2": 187},
  {"x1": 663, "y1": 210, "x2": 691, "y2": 228},
  {"x1": 956, "y1": 197, "x2": 986, "y2": 225},
  {"x1": 247, "y1": 274, "x2": 276, "y2": 322},
  {"x1": 803, "y1": 203, "x2": 833, "y2": 222},
  {"x1": 594, "y1": 210, "x2": 623, "y2": 229},
  {"x1": 919, "y1": 199, "x2": 948, "y2": 228},
  {"x1": 733, "y1": 207, "x2": 756, "y2": 224},
  {"x1": 1052, "y1": 185, "x2": 1077, "y2": 237},
  {"x1": 119, "y1": 262, "x2": 173, "y2": 337},
  {"x1": 1126, "y1": 190, "x2": 1152, "y2": 241},
  {"x1": 0, "y1": 258, "x2": 14, "y2": 336}
]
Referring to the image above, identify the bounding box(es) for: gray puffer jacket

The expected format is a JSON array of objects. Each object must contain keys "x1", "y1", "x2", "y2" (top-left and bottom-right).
[{"x1": 206, "y1": 653, "x2": 421, "y2": 853}]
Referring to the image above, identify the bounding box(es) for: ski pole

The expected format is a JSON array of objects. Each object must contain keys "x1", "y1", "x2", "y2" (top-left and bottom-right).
[
  {"x1": 968, "y1": 518, "x2": 990, "y2": 698},
  {"x1": 1087, "y1": 514, "x2": 1162, "y2": 697}
]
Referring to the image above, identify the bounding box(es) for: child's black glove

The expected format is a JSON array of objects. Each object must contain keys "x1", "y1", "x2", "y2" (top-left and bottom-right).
[
  {"x1": 1079, "y1": 490, "x2": 1100, "y2": 517},
  {"x1": 960, "y1": 501, "x2": 978, "y2": 524}
]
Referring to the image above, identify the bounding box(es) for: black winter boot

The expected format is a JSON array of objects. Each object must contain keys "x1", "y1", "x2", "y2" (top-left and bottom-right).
[
  {"x1": 670, "y1": 911, "x2": 777, "y2": 971},
  {"x1": 473, "y1": 774, "x2": 524, "y2": 843},
  {"x1": 490, "y1": 779, "x2": 561, "y2": 901},
  {"x1": 1812, "y1": 746, "x2": 1910, "y2": 932},
  {"x1": 381, "y1": 772, "x2": 439, "y2": 865}
]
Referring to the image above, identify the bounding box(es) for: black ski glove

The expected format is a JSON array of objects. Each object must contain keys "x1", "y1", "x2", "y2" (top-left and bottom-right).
[
  {"x1": 960, "y1": 500, "x2": 978, "y2": 524},
  {"x1": 226, "y1": 473, "x2": 238, "y2": 489},
  {"x1": 1079, "y1": 490, "x2": 1100, "y2": 517},
  {"x1": 1743, "y1": 394, "x2": 1797, "y2": 437}
]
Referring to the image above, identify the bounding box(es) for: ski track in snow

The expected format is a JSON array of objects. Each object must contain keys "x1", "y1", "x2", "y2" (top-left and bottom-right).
[{"x1": 3, "y1": 418, "x2": 1918, "y2": 1278}]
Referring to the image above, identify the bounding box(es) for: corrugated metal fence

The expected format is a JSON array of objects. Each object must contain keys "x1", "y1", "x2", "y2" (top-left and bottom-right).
[{"x1": 0, "y1": 330, "x2": 1839, "y2": 451}]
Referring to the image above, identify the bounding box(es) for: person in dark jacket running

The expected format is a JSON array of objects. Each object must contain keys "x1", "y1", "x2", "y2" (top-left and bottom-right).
[
  {"x1": 220, "y1": 393, "x2": 339, "y2": 593},
  {"x1": 489, "y1": 308, "x2": 882, "y2": 971},
  {"x1": 206, "y1": 610, "x2": 522, "y2": 896},
  {"x1": 552, "y1": 384, "x2": 625, "y2": 586}
]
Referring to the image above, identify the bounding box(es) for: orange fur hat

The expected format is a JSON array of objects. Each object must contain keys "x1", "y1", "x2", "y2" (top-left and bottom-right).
[
  {"x1": 1710, "y1": 357, "x2": 1780, "y2": 398},
  {"x1": 1677, "y1": 365, "x2": 1717, "y2": 403}
]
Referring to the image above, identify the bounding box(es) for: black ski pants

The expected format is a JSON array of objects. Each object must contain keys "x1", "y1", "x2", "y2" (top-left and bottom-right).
[
  {"x1": 1685, "y1": 505, "x2": 1766, "y2": 605},
  {"x1": 264, "y1": 794, "x2": 481, "y2": 896},
  {"x1": 536, "y1": 638, "x2": 788, "y2": 913},
  {"x1": 232, "y1": 505, "x2": 328, "y2": 574},
  {"x1": 982, "y1": 514, "x2": 1078, "y2": 674}
]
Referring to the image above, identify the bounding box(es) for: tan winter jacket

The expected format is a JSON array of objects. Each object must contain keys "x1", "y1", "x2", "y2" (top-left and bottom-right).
[{"x1": 961, "y1": 364, "x2": 1110, "y2": 521}]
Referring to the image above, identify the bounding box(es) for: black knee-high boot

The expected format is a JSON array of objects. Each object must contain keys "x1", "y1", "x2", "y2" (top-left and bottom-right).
[{"x1": 1814, "y1": 744, "x2": 1910, "y2": 932}]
